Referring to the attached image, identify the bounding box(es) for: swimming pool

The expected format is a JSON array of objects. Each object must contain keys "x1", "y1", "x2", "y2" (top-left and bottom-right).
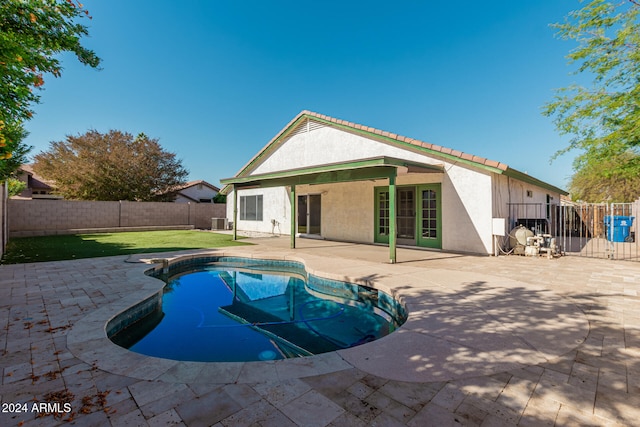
[{"x1": 108, "y1": 257, "x2": 406, "y2": 362}]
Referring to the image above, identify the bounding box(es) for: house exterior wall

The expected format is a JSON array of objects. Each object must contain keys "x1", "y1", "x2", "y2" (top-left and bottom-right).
[
  {"x1": 228, "y1": 169, "x2": 495, "y2": 254},
  {"x1": 492, "y1": 174, "x2": 562, "y2": 234},
  {"x1": 15, "y1": 170, "x2": 33, "y2": 198},
  {"x1": 177, "y1": 185, "x2": 218, "y2": 203},
  {"x1": 442, "y1": 165, "x2": 494, "y2": 254},
  {"x1": 226, "y1": 187, "x2": 292, "y2": 235},
  {"x1": 298, "y1": 181, "x2": 376, "y2": 243},
  {"x1": 492, "y1": 175, "x2": 558, "y2": 210},
  {"x1": 252, "y1": 124, "x2": 445, "y2": 174},
  {"x1": 227, "y1": 120, "x2": 563, "y2": 255}
]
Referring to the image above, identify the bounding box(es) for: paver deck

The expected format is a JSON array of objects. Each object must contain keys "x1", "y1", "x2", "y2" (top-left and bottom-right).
[{"x1": 1, "y1": 236, "x2": 640, "y2": 426}]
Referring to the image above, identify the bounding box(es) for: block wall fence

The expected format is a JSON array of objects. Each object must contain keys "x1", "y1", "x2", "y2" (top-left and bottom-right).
[{"x1": 7, "y1": 199, "x2": 227, "y2": 237}]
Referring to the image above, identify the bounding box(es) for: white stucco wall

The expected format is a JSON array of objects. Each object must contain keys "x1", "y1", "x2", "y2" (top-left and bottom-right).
[
  {"x1": 252, "y1": 124, "x2": 445, "y2": 174},
  {"x1": 298, "y1": 181, "x2": 375, "y2": 242},
  {"x1": 179, "y1": 185, "x2": 218, "y2": 203},
  {"x1": 226, "y1": 187, "x2": 291, "y2": 235},
  {"x1": 492, "y1": 174, "x2": 562, "y2": 235},
  {"x1": 442, "y1": 165, "x2": 494, "y2": 254}
]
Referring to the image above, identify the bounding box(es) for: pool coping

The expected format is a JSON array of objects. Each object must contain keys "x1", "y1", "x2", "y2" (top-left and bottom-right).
[{"x1": 66, "y1": 248, "x2": 590, "y2": 384}]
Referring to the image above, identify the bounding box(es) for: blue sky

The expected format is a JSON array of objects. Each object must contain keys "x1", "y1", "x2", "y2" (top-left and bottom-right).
[{"x1": 24, "y1": 1, "x2": 586, "y2": 189}]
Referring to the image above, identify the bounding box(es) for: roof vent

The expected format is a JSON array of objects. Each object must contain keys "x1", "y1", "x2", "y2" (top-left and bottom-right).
[{"x1": 288, "y1": 118, "x2": 325, "y2": 139}]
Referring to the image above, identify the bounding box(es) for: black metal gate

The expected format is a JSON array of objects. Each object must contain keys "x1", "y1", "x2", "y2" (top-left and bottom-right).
[{"x1": 558, "y1": 201, "x2": 639, "y2": 261}]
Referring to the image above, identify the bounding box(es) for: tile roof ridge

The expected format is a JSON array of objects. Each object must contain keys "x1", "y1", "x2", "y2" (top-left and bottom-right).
[{"x1": 173, "y1": 179, "x2": 220, "y2": 192}]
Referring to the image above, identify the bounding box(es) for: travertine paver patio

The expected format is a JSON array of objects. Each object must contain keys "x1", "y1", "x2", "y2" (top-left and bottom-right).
[{"x1": 1, "y1": 236, "x2": 639, "y2": 426}]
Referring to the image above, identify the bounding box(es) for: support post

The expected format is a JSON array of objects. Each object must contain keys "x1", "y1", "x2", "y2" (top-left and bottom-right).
[
  {"x1": 232, "y1": 185, "x2": 238, "y2": 241},
  {"x1": 290, "y1": 185, "x2": 296, "y2": 249},
  {"x1": 389, "y1": 173, "x2": 397, "y2": 264}
]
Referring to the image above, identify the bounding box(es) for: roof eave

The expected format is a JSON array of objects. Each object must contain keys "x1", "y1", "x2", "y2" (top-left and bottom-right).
[{"x1": 220, "y1": 156, "x2": 444, "y2": 192}]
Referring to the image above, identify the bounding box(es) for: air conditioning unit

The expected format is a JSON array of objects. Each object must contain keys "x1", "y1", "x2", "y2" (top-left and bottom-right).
[{"x1": 211, "y1": 218, "x2": 228, "y2": 230}]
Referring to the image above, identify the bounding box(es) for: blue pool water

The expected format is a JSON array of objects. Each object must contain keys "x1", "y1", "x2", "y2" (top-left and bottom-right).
[{"x1": 109, "y1": 258, "x2": 406, "y2": 362}]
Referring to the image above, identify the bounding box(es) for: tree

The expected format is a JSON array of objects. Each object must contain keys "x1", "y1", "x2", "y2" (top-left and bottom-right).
[
  {"x1": 33, "y1": 130, "x2": 189, "y2": 201},
  {"x1": 0, "y1": 0, "x2": 100, "y2": 177},
  {"x1": 0, "y1": 120, "x2": 30, "y2": 180},
  {"x1": 568, "y1": 151, "x2": 640, "y2": 201},
  {"x1": 543, "y1": 0, "x2": 640, "y2": 202},
  {"x1": 6, "y1": 177, "x2": 26, "y2": 197}
]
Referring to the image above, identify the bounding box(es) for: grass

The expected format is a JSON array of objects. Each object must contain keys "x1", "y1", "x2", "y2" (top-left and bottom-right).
[{"x1": 1, "y1": 230, "x2": 251, "y2": 264}]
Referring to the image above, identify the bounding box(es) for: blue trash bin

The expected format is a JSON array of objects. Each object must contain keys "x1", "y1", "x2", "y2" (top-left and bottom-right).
[{"x1": 604, "y1": 215, "x2": 635, "y2": 242}]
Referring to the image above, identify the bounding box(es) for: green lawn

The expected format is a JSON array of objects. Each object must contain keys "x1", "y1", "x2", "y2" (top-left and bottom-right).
[{"x1": 1, "y1": 230, "x2": 251, "y2": 264}]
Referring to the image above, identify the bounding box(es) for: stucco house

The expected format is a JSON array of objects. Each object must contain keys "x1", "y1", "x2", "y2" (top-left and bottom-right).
[
  {"x1": 13, "y1": 165, "x2": 62, "y2": 200},
  {"x1": 221, "y1": 111, "x2": 567, "y2": 261},
  {"x1": 171, "y1": 180, "x2": 220, "y2": 203}
]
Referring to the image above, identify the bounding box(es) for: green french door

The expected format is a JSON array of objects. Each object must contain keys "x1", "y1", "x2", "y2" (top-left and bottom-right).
[
  {"x1": 417, "y1": 185, "x2": 441, "y2": 248},
  {"x1": 375, "y1": 184, "x2": 441, "y2": 249},
  {"x1": 375, "y1": 187, "x2": 391, "y2": 244}
]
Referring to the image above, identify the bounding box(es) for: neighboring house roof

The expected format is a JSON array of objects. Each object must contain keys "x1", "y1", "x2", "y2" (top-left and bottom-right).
[
  {"x1": 221, "y1": 110, "x2": 567, "y2": 195},
  {"x1": 167, "y1": 179, "x2": 220, "y2": 202},
  {"x1": 173, "y1": 179, "x2": 220, "y2": 193}
]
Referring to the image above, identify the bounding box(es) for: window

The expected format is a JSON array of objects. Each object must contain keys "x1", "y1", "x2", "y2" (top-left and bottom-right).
[{"x1": 240, "y1": 195, "x2": 263, "y2": 221}]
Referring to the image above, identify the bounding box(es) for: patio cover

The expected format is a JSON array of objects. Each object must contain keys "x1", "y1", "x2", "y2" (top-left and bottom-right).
[{"x1": 220, "y1": 156, "x2": 444, "y2": 263}]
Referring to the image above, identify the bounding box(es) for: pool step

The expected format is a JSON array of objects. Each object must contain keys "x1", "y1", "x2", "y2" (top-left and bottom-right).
[{"x1": 218, "y1": 301, "x2": 341, "y2": 355}]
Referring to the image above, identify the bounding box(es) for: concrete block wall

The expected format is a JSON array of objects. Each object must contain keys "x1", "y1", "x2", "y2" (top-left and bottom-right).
[
  {"x1": 119, "y1": 201, "x2": 188, "y2": 227},
  {"x1": 192, "y1": 203, "x2": 226, "y2": 229},
  {"x1": 8, "y1": 199, "x2": 227, "y2": 236},
  {"x1": 9, "y1": 200, "x2": 120, "y2": 231}
]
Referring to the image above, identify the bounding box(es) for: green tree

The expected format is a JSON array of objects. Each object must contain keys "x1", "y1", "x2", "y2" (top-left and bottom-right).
[
  {"x1": 6, "y1": 176, "x2": 26, "y2": 197},
  {"x1": 0, "y1": 0, "x2": 100, "y2": 177},
  {"x1": 213, "y1": 193, "x2": 227, "y2": 203},
  {"x1": 0, "y1": 120, "x2": 30, "y2": 180},
  {"x1": 568, "y1": 151, "x2": 640, "y2": 201},
  {"x1": 33, "y1": 130, "x2": 189, "y2": 201},
  {"x1": 544, "y1": 0, "x2": 640, "y2": 202}
]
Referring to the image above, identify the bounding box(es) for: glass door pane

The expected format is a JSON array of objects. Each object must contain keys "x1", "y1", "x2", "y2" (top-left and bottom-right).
[
  {"x1": 375, "y1": 189, "x2": 390, "y2": 243},
  {"x1": 297, "y1": 195, "x2": 307, "y2": 234},
  {"x1": 397, "y1": 188, "x2": 416, "y2": 242},
  {"x1": 376, "y1": 187, "x2": 417, "y2": 245},
  {"x1": 309, "y1": 194, "x2": 321, "y2": 235},
  {"x1": 297, "y1": 195, "x2": 321, "y2": 235},
  {"x1": 421, "y1": 190, "x2": 437, "y2": 239},
  {"x1": 379, "y1": 190, "x2": 389, "y2": 236}
]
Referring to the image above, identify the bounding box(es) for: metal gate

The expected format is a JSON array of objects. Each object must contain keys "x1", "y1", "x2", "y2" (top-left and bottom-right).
[{"x1": 558, "y1": 201, "x2": 640, "y2": 261}]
